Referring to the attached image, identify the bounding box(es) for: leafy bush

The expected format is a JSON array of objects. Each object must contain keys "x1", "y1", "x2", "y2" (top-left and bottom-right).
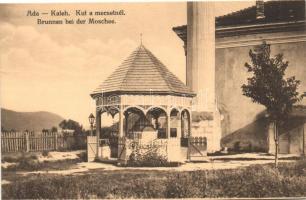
[
  {"x1": 77, "y1": 151, "x2": 87, "y2": 162},
  {"x1": 58, "y1": 133, "x2": 87, "y2": 151},
  {"x1": 16, "y1": 155, "x2": 41, "y2": 171},
  {"x1": 3, "y1": 157, "x2": 82, "y2": 172},
  {"x1": 42, "y1": 150, "x2": 49, "y2": 157},
  {"x1": 2, "y1": 153, "x2": 41, "y2": 171},
  {"x1": 2, "y1": 152, "x2": 38, "y2": 163}
]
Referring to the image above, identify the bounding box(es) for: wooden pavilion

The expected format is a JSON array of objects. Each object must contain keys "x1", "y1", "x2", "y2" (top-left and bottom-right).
[{"x1": 89, "y1": 44, "x2": 201, "y2": 162}]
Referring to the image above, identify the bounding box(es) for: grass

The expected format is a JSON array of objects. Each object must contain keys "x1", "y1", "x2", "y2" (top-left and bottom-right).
[
  {"x1": 2, "y1": 159, "x2": 306, "y2": 199},
  {"x1": 2, "y1": 152, "x2": 39, "y2": 163},
  {"x1": 211, "y1": 156, "x2": 301, "y2": 161},
  {"x1": 2, "y1": 158, "x2": 82, "y2": 172},
  {"x1": 2, "y1": 151, "x2": 86, "y2": 172}
]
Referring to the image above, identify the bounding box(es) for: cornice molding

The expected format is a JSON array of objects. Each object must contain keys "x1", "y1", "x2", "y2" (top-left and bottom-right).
[
  {"x1": 216, "y1": 33, "x2": 306, "y2": 49},
  {"x1": 173, "y1": 21, "x2": 306, "y2": 45},
  {"x1": 216, "y1": 21, "x2": 305, "y2": 38}
]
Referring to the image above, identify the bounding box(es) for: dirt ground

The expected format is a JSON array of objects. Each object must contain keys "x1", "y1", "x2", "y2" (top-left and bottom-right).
[
  {"x1": 3, "y1": 151, "x2": 298, "y2": 177},
  {"x1": 32, "y1": 158, "x2": 294, "y2": 175}
]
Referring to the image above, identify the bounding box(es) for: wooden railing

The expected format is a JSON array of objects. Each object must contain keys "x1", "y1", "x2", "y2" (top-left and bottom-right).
[
  {"x1": 126, "y1": 131, "x2": 142, "y2": 139},
  {"x1": 1, "y1": 131, "x2": 87, "y2": 153},
  {"x1": 99, "y1": 139, "x2": 110, "y2": 146}
]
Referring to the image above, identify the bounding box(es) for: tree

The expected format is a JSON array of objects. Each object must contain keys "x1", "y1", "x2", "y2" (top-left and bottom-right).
[
  {"x1": 242, "y1": 42, "x2": 303, "y2": 168},
  {"x1": 1, "y1": 126, "x2": 7, "y2": 132},
  {"x1": 42, "y1": 128, "x2": 49, "y2": 133},
  {"x1": 59, "y1": 120, "x2": 67, "y2": 130},
  {"x1": 59, "y1": 119, "x2": 84, "y2": 135},
  {"x1": 51, "y1": 126, "x2": 58, "y2": 133}
]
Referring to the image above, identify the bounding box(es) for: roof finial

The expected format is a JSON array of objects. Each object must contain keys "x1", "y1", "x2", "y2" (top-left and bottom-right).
[{"x1": 140, "y1": 33, "x2": 143, "y2": 45}]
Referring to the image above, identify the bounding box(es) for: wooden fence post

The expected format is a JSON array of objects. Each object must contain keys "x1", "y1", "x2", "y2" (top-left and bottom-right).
[
  {"x1": 187, "y1": 137, "x2": 191, "y2": 160},
  {"x1": 26, "y1": 132, "x2": 30, "y2": 152},
  {"x1": 55, "y1": 132, "x2": 58, "y2": 150}
]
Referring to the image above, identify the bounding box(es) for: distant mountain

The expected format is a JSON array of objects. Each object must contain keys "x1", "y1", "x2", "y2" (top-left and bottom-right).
[{"x1": 1, "y1": 108, "x2": 64, "y2": 132}]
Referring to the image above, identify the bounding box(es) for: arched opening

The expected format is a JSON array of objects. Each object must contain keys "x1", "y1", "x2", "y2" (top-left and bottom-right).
[
  {"x1": 170, "y1": 108, "x2": 180, "y2": 138},
  {"x1": 181, "y1": 109, "x2": 191, "y2": 138},
  {"x1": 123, "y1": 107, "x2": 146, "y2": 139},
  {"x1": 146, "y1": 107, "x2": 168, "y2": 139},
  {"x1": 99, "y1": 110, "x2": 119, "y2": 158},
  {"x1": 100, "y1": 112, "x2": 119, "y2": 138},
  {"x1": 98, "y1": 106, "x2": 120, "y2": 139}
]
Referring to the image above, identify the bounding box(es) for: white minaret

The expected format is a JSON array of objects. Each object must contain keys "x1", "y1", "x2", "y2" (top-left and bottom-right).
[{"x1": 187, "y1": 2, "x2": 221, "y2": 152}]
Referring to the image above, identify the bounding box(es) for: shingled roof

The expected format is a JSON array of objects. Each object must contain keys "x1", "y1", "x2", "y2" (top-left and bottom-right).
[
  {"x1": 173, "y1": 1, "x2": 305, "y2": 39},
  {"x1": 92, "y1": 45, "x2": 195, "y2": 97},
  {"x1": 216, "y1": 0, "x2": 305, "y2": 27}
]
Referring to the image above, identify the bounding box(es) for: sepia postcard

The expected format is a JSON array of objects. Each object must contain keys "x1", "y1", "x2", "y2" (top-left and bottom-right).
[{"x1": 1, "y1": 0, "x2": 306, "y2": 199}]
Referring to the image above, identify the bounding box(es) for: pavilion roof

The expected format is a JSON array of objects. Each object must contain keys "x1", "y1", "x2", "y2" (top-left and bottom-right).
[{"x1": 92, "y1": 44, "x2": 195, "y2": 97}]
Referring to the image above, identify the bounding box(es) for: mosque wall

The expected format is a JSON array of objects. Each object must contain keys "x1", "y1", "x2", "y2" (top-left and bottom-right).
[{"x1": 216, "y1": 30, "x2": 306, "y2": 150}]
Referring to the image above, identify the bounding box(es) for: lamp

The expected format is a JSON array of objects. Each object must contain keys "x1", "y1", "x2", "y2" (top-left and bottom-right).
[{"x1": 88, "y1": 113, "x2": 95, "y2": 136}]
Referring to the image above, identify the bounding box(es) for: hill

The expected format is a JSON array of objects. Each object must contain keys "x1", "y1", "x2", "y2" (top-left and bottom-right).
[{"x1": 1, "y1": 108, "x2": 64, "y2": 132}]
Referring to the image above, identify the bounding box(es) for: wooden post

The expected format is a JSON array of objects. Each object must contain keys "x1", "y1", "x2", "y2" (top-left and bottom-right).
[
  {"x1": 25, "y1": 132, "x2": 30, "y2": 152},
  {"x1": 167, "y1": 109, "x2": 171, "y2": 139},
  {"x1": 187, "y1": 137, "x2": 191, "y2": 160},
  {"x1": 274, "y1": 121, "x2": 279, "y2": 168},
  {"x1": 303, "y1": 123, "x2": 306, "y2": 156},
  {"x1": 119, "y1": 108, "x2": 124, "y2": 137},
  {"x1": 96, "y1": 109, "x2": 101, "y2": 158},
  {"x1": 118, "y1": 137, "x2": 128, "y2": 165},
  {"x1": 189, "y1": 111, "x2": 192, "y2": 137},
  {"x1": 14, "y1": 132, "x2": 17, "y2": 152},
  {"x1": 125, "y1": 112, "x2": 128, "y2": 137},
  {"x1": 55, "y1": 132, "x2": 58, "y2": 150},
  {"x1": 178, "y1": 112, "x2": 182, "y2": 138}
]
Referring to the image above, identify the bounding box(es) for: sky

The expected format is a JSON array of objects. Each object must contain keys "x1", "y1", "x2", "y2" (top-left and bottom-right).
[{"x1": 0, "y1": 1, "x2": 255, "y2": 128}]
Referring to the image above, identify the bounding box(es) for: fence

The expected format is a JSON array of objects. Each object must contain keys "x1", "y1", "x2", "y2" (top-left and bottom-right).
[{"x1": 1, "y1": 131, "x2": 87, "y2": 153}]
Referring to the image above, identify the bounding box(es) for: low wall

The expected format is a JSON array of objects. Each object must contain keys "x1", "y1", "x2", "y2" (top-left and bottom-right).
[{"x1": 117, "y1": 138, "x2": 187, "y2": 163}]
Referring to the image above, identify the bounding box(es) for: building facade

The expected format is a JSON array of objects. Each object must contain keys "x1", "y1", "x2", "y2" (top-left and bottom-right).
[{"x1": 173, "y1": 1, "x2": 306, "y2": 154}]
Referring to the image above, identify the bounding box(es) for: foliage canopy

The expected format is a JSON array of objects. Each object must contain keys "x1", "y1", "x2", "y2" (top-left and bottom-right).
[{"x1": 242, "y1": 42, "x2": 303, "y2": 122}]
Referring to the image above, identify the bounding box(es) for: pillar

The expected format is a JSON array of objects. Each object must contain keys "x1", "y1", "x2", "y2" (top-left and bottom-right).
[
  {"x1": 155, "y1": 117, "x2": 159, "y2": 130},
  {"x1": 178, "y1": 112, "x2": 182, "y2": 138},
  {"x1": 96, "y1": 109, "x2": 101, "y2": 158},
  {"x1": 187, "y1": 2, "x2": 221, "y2": 152},
  {"x1": 167, "y1": 110, "x2": 171, "y2": 139},
  {"x1": 188, "y1": 111, "x2": 192, "y2": 137},
  {"x1": 124, "y1": 112, "x2": 128, "y2": 137},
  {"x1": 187, "y1": 2, "x2": 215, "y2": 111},
  {"x1": 119, "y1": 108, "x2": 124, "y2": 137}
]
